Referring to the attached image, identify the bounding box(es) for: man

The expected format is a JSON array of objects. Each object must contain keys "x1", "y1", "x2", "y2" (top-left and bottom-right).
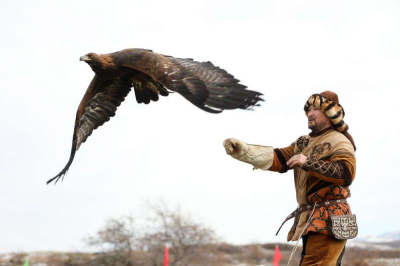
[{"x1": 223, "y1": 91, "x2": 356, "y2": 266}]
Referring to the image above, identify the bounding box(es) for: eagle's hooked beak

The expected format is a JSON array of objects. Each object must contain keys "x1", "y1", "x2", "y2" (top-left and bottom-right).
[{"x1": 80, "y1": 55, "x2": 90, "y2": 62}]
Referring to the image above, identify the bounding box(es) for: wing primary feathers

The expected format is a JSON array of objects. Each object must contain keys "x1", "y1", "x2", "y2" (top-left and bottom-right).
[{"x1": 47, "y1": 139, "x2": 77, "y2": 185}]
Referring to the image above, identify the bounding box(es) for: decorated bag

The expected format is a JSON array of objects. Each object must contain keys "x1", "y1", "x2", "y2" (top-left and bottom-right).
[{"x1": 328, "y1": 214, "x2": 358, "y2": 240}]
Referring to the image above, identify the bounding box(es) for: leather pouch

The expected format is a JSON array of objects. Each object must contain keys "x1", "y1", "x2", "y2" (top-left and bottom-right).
[{"x1": 328, "y1": 214, "x2": 358, "y2": 240}]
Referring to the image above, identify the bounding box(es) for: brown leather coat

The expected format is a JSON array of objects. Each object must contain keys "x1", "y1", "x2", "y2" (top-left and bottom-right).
[{"x1": 270, "y1": 127, "x2": 356, "y2": 241}]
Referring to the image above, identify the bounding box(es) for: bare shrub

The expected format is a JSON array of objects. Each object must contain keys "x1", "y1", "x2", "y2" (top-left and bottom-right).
[
  {"x1": 84, "y1": 216, "x2": 141, "y2": 266},
  {"x1": 85, "y1": 202, "x2": 220, "y2": 266},
  {"x1": 139, "y1": 202, "x2": 219, "y2": 266}
]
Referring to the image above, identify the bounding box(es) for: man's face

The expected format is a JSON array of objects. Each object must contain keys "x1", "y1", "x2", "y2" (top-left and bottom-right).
[{"x1": 307, "y1": 105, "x2": 332, "y2": 131}]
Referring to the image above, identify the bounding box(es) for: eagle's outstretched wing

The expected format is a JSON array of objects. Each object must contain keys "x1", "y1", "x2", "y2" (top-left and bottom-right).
[
  {"x1": 47, "y1": 75, "x2": 133, "y2": 184},
  {"x1": 113, "y1": 49, "x2": 263, "y2": 113}
]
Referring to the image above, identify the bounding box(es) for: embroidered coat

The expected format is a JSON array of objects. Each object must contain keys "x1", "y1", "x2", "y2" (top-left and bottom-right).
[{"x1": 270, "y1": 127, "x2": 356, "y2": 241}]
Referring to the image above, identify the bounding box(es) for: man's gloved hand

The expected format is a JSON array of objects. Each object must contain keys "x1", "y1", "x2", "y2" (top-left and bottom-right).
[
  {"x1": 223, "y1": 138, "x2": 274, "y2": 170},
  {"x1": 223, "y1": 138, "x2": 249, "y2": 158}
]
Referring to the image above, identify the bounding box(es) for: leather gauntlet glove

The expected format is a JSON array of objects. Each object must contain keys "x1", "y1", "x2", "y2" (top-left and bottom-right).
[{"x1": 223, "y1": 138, "x2": 274, "y2": 170}]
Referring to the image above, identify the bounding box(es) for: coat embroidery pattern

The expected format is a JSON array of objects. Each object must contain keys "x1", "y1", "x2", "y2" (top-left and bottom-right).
[
  {"x1": 296, "y1": 136, "x2": 310, "y2": 154},
  {"x1": 310, "y1": 142, "x2": 332, "y2": 157}
]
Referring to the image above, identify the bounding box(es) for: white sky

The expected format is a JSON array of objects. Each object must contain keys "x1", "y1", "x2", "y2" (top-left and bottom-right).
[{"x1": 0, "y1": 0, "x2": 399, "y2": 252}]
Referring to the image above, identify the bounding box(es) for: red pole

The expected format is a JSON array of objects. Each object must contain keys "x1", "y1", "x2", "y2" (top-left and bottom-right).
[
  {"x1": 273, "y1": 244, "x2": 282, "y2": 266},
  {"x1": 164, "y1": 244, "x2": 169, "y2": 266}
]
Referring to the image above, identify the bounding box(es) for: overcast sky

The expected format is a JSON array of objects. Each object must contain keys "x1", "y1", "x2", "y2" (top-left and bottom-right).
[{"x1": 1, "y1": 0, "x2": 399, "y2": 252}]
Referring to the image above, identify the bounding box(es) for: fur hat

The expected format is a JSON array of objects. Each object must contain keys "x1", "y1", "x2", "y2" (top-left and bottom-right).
[{"x1": 304, "y1": 91, "x2": 356, "y2": 151}]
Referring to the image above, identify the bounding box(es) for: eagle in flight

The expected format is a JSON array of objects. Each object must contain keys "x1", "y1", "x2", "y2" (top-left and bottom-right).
[{"x1": 48, "y1": 48, "x2": 263, "y2": 184}]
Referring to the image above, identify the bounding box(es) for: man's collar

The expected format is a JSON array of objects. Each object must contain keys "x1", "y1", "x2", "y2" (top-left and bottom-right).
[{"x1": 309, "y1": 126, "x2": 335, "y2": 137}]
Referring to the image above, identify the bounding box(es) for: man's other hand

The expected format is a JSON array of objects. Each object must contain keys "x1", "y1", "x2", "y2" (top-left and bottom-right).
[{"x1": 287, "y1": 154, "x2": 307, "y2": 168}]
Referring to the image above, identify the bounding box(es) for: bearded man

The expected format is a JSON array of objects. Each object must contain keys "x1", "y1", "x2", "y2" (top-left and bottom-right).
[{"x1": 223, "y1": 91, "x2": 356, "y2": 266}]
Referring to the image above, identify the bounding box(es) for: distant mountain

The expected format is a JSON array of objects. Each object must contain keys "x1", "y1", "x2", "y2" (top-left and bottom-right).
[
  {"x1": 347, "y1": 231, "x2": 400, "y2": 250},
  {"x1": 357, "y1": 231, "x2": 400, "y2": 243}
]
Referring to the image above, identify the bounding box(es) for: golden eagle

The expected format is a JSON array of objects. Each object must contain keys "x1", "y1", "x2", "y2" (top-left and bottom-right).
[{"x1": 48, "y1": 48, "x2": 263, "y2": 184}]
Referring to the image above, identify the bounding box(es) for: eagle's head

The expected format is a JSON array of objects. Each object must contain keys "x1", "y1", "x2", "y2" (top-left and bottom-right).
[
  {"x1": 80, "y1": 53, "x2": 100, "y2": 64},
  {"x1": 80, "y1": 52, "x2": 116, "y2": 73}
]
